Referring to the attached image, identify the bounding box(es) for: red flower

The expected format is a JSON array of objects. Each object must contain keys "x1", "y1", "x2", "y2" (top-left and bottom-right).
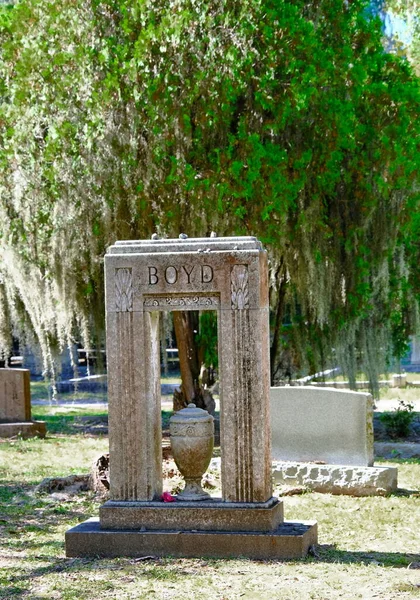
[{"x1": 161, "y1": 491, "x2": 175, "y2": 502}]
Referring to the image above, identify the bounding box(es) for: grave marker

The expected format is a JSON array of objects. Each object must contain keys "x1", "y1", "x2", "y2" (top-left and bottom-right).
[
  {"x1": 66, "y1": 236, "x2": 317, "y2": 559},
  {"x1": 0, "y1": 368, "x2": 46, "y2": 438}
]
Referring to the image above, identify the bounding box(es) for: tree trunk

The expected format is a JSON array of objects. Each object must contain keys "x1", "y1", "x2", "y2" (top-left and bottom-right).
[
  {"x1": 172, "y1": 311, "x2": 199, "y2": 402},
  {"x1": 172, "y1": 311, "x2": 215, "y2": 414},
  {"x1": 270, "y1": 262, "x2": 288, "y2": 385}
]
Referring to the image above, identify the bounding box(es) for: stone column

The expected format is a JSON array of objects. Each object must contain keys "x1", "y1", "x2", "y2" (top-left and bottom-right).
[
  {"x1": 219, "y1": 255, "x2": 272, "y2": 503},
  {"x1": 106, "y1": 267, "x2": 162, "y2": 501}
]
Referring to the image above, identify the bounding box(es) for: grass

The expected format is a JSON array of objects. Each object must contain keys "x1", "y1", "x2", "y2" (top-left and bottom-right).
[
  {"x1": 0, "y1": 388, "x2": 419, "y2": 598},
  {"x1": 0, "y1": 453, "x2": 419, "y2": 600},
  {"x1": 31, "y1": 406, "x2": 173, "y2": 435},
  {"x1": 379, "y1": 386, "x2": 420, "y2": 404}
]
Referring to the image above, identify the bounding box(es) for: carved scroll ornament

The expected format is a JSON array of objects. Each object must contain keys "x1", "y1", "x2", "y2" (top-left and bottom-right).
[
  {"x1": 231, "y1": 265, "x2": 249, "y2": 310},
  {"x1": 115, "y1": 268, "x2": 133, "y2": 312}
]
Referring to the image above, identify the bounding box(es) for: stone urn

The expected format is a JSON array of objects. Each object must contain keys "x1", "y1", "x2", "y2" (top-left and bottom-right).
[{"x1": 170, "y1": 403, "x2": 214, "y2": 501}]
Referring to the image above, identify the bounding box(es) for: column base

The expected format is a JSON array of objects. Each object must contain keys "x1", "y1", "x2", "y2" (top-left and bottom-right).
[{"x1": 100, "y1": 497, "x2": 283, "y2": 532}]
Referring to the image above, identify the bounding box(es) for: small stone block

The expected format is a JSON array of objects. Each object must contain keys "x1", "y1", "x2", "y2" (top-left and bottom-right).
[
  {"x1": 65, "y1": 518, "x2": 317, "y2": 559},
  {"x1": 0, "y1": 368, "x2": 31, "y2": 422},
  {"x1": 100, "y1": 497, "x2": 283, "y2": 532},
  {"x1": 0, "y1": 421, "x2": 46, "y2": 439}
]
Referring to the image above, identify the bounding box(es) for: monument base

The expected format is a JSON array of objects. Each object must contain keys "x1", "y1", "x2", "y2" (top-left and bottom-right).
[
  {"x1": 65, "y1": 518, "x2": 317, "y2": 559},
  {"x1": 100, "y1": 497, "x2": 283, "y2": 532},
  {"x1": 273, "y1": 462, "x2": 398, "y2": 496},
  {"x1": 0, "y1": 421, "x2": 46, "y2": 439}
]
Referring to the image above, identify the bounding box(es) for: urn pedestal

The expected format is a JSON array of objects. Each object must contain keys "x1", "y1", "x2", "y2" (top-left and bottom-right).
[{"x1": 170, "y1": 403, "x2": 214, "y2": 501}]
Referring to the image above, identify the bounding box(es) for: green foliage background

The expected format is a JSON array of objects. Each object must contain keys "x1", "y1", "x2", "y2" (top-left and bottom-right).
[{"x1": 0, "y1": 0, "x2": 419, "y2": 393}]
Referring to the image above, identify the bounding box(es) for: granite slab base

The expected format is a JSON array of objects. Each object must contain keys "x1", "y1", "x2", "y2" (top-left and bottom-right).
[
  {"x1": 100, "y1": 497, "x2": 283, "y2": 532},
  {"x1": 273, "y1": 462, "x2": 398, "y2": 496},
  {"x1": 0, "y1": 421, "x2": 46, "y2": 439},
  {"x1": 65, "y1": 518, "x2": 317, "y2": 559}
]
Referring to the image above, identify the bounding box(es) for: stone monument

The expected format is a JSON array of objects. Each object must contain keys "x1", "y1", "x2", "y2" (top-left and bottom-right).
[
  {"x1": 271, "y1": 386, "x2": 397, "y2": 496},
  {"x1": 0, "y1": 368, "x2": 46, "y2": 438},
  {"x1": 66, "y1": 236, "x2": 317, "y2": 559}
]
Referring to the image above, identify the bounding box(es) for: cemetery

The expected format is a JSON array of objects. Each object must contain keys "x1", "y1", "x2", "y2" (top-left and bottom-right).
[
  {"x1": 1, "y1": 235, "x2": 419, "y2": 598},
  {"x1": 1, "y1": 0, "x2": 420, "y2": 597}
]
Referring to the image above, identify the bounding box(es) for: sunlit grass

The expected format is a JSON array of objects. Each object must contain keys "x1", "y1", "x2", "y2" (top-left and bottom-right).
[{"x1": 1, "y1": 403, "x2": 419, "y2": 599}]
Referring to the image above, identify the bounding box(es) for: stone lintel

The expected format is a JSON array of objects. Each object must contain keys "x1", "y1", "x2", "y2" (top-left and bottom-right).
[
  {"x1": 100, "y1": 498, "x2": 283, "y2": 532},
  {"x1": 66, "y1": 518, "x2": 317, "y2": 559},
  {"x1": 0, "y1": 421, "x2": 46, "y2": 439},
  {"x1": 108, "y1": 236, "x2": 263, "y2": 254},
  {"x1": 273, "y1": 462, "x2": 398, "y2": 496}
]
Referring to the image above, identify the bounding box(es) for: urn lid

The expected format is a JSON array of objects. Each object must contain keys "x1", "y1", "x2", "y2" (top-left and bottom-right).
[{"x1": 170, "y1": 403, "x2": 213, "y2": 424}]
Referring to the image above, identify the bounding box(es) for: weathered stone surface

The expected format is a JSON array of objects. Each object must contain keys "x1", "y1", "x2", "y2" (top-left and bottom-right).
[
  {"x1": 100, "y1": 498, "x2": 283, "y2": 532},
  {"x1": 0, "y1": 421, "x2": 46, "y2": 439},
  {"x1": 270, "y1": 386, "x2": 374, "y2": 466},
  {"x1": 0, "y1": 368, "x2": 46, "y2": 439},
  {"x1": 0, "y1": 368, "x2": 31, "y2": 422},
  {"x1": 66, "y1": 518, "x2": 317, "y2": 559},
  {"x1": 66, "y1": 236, "x2": 317, "y2": 559},
  {"x1": 273, "y1": 462, "x2": 398, "y2": 496},
  {"x1": 391, "y1": 374, "x2": 407, "y2": 388}
]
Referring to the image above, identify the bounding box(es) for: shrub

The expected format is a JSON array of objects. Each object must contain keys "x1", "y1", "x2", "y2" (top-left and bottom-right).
[{"x1": 379, "y1": 400, "x2": 415, "y2": 439}]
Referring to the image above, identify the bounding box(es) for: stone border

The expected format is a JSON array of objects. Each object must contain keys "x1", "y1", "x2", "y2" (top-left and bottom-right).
[{"x1": 374, "y1": 442, "x2": 420, "y2": 460}]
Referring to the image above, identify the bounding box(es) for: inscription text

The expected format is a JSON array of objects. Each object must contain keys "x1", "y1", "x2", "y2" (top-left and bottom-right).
[{"x1": 147, "y1": 265, "x2": 213, "y2": 286}]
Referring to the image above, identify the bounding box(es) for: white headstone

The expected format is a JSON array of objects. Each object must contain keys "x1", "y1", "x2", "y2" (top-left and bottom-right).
[{"x1": 270, "y1": 386, "x2": 374, "y2": 466}]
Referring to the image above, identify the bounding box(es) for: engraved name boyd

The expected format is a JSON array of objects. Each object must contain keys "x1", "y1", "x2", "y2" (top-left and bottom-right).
[{"x1": 147, "y1": 264, "x2": 214, "y2": 285}]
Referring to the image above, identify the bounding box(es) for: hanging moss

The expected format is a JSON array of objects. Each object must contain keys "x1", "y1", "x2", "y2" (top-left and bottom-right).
[{"x1": 0, "y1": 0, "x2": 419, "y2": 395}]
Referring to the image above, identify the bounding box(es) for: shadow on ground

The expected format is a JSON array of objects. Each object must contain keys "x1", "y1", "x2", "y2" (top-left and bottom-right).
[
  {"x1": 1, "y1": 543, "x2": 420, "y2": 598},
  {"x1": 312, "y1": 544, "x2": 420, "y2": 568}
]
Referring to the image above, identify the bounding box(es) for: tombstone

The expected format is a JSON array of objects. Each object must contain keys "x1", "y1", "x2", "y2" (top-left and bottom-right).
[
  {"x1": 270, "y1": 386, "x2": 397, "y2": 496},
  {"x1": 391, "y1": 374, "x2": 407, "y2": 388},
  {"x1": 271, "y1": 387, "x2": 375, "y2": 466},
  {"x1": 401, "y1": 335, "x2": 420, "y2": 373},
  {"x1": 0, "y1": 368, "x2": 46, "y2": 438},
  {"x1": 66, "y1": 236, "x2": 317, "y2": 559},
  {"x1": 411, "y1": 336, "x2": 420, "y2": 364},
  {"x1": 22, "y1": 346, "x2": 44, "y2": 380}
]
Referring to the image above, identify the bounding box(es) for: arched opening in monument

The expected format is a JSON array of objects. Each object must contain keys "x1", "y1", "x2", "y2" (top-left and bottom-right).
[{"x1": 158, "y1": 309, "x2": 221, "y2": 499}]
